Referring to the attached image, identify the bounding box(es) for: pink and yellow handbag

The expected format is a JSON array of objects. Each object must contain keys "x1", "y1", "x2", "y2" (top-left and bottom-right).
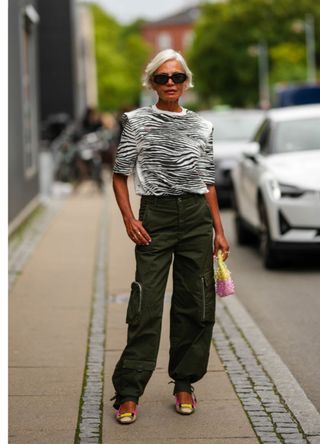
[{"x1": 214, "y1": 250, "x2": 235, "y2": 297}]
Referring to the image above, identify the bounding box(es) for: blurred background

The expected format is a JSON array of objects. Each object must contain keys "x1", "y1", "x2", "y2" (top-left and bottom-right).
[
  {"x1": 8, "y1": 0, "x2": 320, "y2": 231},
  {"x1": 8, "y1": 0, "x2": 320, "y2": 413}
]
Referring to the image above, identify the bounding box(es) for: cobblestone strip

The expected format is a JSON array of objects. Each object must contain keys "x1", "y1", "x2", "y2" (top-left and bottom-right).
[
  {"x1": 9, "y1": 199, "x2": 62, "y2": 289},
  {"x1": 222, "y1": 296, "x2": 320, "y2": 444},
  {"x1": 74, "y1": 198, "x2": 108, "y2": 444},
  {"x1": 214, "y1": 299, "x2": 309, "y2": 444}
]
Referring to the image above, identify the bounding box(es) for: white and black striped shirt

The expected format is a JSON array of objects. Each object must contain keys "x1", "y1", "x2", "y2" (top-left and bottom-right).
[{"x1": 113, "y1": 104, "x2": 215, "y2": 196}]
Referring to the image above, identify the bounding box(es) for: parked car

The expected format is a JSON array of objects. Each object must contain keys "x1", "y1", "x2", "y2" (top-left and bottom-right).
[
  {"x1": 274, "y1": 84, "x2": 320, "y2": 107},
  {"x1": 198, "y1": 109, "x2": 265, "y2": 205},
  {"x1": 231, "y1": 104, "x2": 320, "y2": 268}
]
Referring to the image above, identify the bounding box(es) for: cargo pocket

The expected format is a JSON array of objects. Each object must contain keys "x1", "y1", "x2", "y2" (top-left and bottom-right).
[
  {"x1": 200, "y1": 270, "x2": 216, "y2": 323},
  {"x1": 126, "y1": 281, "x2": 143, "y2": 325}
]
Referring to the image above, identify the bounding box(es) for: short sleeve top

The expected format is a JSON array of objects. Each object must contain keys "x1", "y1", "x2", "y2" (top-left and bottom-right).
[{"x1": 113, "y1": 105, "x2": 215, "y2": 196}]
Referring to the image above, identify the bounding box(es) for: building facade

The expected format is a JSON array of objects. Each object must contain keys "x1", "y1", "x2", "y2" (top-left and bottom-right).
[
  {"x1": 9, "y1": 0, "x2": 98, "y2": 231},
  {"x1": 38, "y1": 0, "x2": 83, "y2": 122},
  {"x1": 8, "y1": 0, "x2": 41, "y2": 231},
  {"x1": 141, "y1": 6, "x2": 200, "y2": 56}
]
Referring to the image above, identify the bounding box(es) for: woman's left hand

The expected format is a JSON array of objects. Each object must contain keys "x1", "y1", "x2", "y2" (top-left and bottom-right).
[{"x1": 213, "y1": 232, "x2": 230, "y2": 261}]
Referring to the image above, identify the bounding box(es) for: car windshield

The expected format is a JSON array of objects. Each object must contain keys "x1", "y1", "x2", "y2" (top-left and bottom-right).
[
  {"x1": 274, "y1": 118, "x2": 320, "y2": 153},
  {"x1": 200, "y1": 112, "x2": 264, "y2": 142}
]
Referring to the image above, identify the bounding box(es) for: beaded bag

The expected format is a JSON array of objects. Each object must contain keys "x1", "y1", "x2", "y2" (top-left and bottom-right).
[{"x1": 214, "y1": 250, "x2": 235, "y2": 297}]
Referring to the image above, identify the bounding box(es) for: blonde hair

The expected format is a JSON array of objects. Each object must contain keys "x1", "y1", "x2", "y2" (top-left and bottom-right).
[{"x1": 142, "y1": 49, "x2": 194, "y2": 90}]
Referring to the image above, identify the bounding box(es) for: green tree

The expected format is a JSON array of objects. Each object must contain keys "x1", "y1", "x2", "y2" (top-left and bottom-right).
[
  {"x1": 90, "y1": 5, "x2": 151, "y2": 111},
  {"x1": 270, "y1": 42, "x2": 306, "y2": 83},
  {"x1": 187, "y1": 0, "x2": 320, "y2": 107}
]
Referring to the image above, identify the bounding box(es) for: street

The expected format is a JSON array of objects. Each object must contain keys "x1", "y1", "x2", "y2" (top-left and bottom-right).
[{"x1": 221, "y1": 209, "x2": 320, "y2": 412}]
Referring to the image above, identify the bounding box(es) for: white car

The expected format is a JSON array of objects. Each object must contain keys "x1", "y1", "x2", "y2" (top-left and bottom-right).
[
  {"x1": 199, "y1": 109, "x2": 265, "y2": 205},
  {"x1": 231, "y1": 104, "x2": 320, "y2": 268}
]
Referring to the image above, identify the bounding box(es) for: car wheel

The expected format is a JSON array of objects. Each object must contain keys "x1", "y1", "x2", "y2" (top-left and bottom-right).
[
  {"x1": 258, "y1": 199, "x2": 279, "y2": 269},
  {"x1": 232, "y1": 192, "x2": 254, "y2": 245}
]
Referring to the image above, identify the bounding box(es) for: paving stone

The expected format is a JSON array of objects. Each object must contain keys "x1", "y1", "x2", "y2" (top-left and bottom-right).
[
  {"x1": 283, "y1": 440, "x2": 307, "y2": 444},
  {"x1": 79, "y1": 432, "x2": 100, "y2": 438},
  {"x1": 280, "y1": 433, "x2": 305, "y2": 439},
  {"x1": 251, "y1": 419, "x2": 273, "y2": 425},
  {"x1": 271, "y1": 414, "x2": 294, "y2": 422},
  {"x1": 265, "y1": 406, "x2": 287, "y2": 413},
  {"x1": 243, "y1": 402, "x2": 262, "y2": 408},
  {"x1": 248, "y1": 412, "x2": 269, "y2": 418},
  {"x1": 276, "y1": 427, "x2": 300, "y2": 433},
  {"x1": 79, "y1": 438, "x2": 99, "y2": 442},
  {"x1": 203, "y1": 297, "x2": 313, "y2": 444},
  {"x1": 275, "y1": 422, "x2": 297, "y2": 427},
  {"x1": 255, "y1": 431, "x2": 278, "y2": 438},
  {"x1": 261, "y1": 438, "x2": 281, "y2": 444},
  {"x1": 254, "y1": 426, "x2": 275, "y2": 432}
]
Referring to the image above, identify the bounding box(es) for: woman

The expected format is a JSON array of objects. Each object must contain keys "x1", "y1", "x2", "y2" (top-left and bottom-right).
[{"x1": 111, "y1": 49, "x2": 229, "y2": 424}]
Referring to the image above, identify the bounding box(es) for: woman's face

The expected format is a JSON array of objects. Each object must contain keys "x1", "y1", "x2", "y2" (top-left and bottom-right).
[{"x1": 151, "y1": 60, "x2": 187, "y2": 102}]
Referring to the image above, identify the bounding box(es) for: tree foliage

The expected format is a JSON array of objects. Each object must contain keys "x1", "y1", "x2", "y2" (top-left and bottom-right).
[
  {"x1": 187, "y1": 0, "x2": 320, "y2": 107},
  {"x1": 90, "y1": 5, "x2": 151, "y2": 111}
]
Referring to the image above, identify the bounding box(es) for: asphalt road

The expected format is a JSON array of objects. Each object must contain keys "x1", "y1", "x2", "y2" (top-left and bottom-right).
[{"x1": 220, "y1": 209, "x2": 320, "y2": 413}]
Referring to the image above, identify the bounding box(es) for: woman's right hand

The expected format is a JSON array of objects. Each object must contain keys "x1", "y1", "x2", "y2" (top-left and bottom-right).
[
  {"x1": 112, "y1": 173, "x2": 151, "y2": 245},
  {"x1": 124, "y1": 216, "x2": 152, "y2": 245}
]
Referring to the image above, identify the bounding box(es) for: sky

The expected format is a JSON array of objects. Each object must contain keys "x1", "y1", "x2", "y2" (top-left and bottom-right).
[{"x1": 85, "y1": 0, "x2": 200, "y2": 24}]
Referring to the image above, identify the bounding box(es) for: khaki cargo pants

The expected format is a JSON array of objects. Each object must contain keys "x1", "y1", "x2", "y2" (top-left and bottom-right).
[{"x1": 111, "y1": 193, "x2": 216, "y2": 407}]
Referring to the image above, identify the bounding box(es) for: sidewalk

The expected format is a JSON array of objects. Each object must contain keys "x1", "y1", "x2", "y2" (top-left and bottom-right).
[
  {"x1": 9, "y1": 184, "x2": 103, "y2": 443},
  {"x1": 9, "y1": 178, "x2": 258, "y2": 443}
]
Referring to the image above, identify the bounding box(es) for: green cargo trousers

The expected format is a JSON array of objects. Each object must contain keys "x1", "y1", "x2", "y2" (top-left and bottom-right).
[{"x1": 111, "y1": 193, "x2": 216, "y2": 407}]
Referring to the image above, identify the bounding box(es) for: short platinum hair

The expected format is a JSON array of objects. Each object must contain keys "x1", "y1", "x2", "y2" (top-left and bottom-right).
[{"x1": 142, "y1": 49, "x2": 194, "y2": 90}]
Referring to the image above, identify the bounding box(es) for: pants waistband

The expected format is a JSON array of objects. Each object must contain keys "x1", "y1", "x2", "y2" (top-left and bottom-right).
[{"x1": 141, "y1": 193, "x2": 204, "y2": 204}]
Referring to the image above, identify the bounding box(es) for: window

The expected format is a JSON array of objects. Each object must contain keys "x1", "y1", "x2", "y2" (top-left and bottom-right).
[
  {"x1": 254, "y1": 119, "x2": 271, "y2": 154},
  {"x1": 20, "y1": 6, "x2": 39, "y2": 178},
  {"x1": 157, "y1": 32, "x2": 172, "y2": 50},
  {"x1": 274, "y1": 118, "x2": 320, "y2": 153},
  {"x1": 183, "y1": 31, "x2": 194, "y2": 49}
]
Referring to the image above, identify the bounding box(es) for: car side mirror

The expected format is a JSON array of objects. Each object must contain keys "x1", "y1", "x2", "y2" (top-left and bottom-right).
[{"x1": 243, "y1": 142, "x2": 260, "y2": 162}]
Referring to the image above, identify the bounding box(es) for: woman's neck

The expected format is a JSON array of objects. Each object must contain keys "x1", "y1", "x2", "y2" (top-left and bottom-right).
[{"x1": 155, "y1": 100, "x2": 182, "y2": 113}]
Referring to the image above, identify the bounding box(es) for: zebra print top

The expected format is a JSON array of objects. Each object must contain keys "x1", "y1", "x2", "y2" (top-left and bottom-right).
[{"x1": 113, "y1": 104, "x2": 215, "y2": 196}]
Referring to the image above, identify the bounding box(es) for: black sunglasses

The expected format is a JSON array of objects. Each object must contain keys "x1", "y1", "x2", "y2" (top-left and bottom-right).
[{"x1": 152, "y1": 72, "x2": 188, "y2": 85}]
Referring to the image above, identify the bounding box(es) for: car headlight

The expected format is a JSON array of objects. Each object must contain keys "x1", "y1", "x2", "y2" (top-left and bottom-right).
[{"x1": 269, "y1": 179, "x2": 306, "y2": 199}]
